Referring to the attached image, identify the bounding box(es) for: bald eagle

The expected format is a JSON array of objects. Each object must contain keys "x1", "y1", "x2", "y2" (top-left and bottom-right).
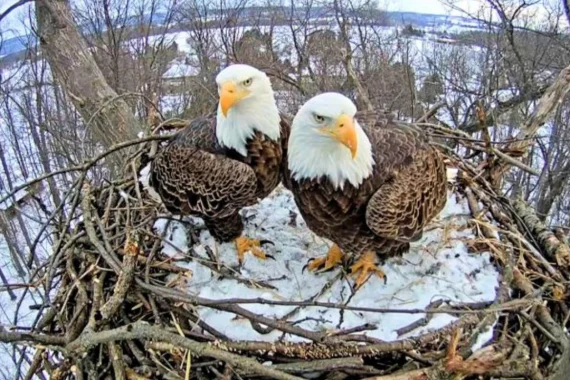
[
  {"x1": 149, "y1": 64, "x2": 289, "y2": 263},
  {"x1": 284, "y1": 93, "x2": 448, "y2": 288}
]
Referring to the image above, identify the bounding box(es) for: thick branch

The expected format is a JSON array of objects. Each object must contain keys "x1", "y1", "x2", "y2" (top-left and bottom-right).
[
  {"x1": 0, "y1": 326, "x2": 66, "y2": 346},
  {"x1": 513, "y1": 198, "x2": 570, "y2": 267},
  {"x1": 66, "y1": 322, "x2": 302, "y2": 380},
  {"x1": 507, "y1": 65, "x2": 570, "y2": 156}
]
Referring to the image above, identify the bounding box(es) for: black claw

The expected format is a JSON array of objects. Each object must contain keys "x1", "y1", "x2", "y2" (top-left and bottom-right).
[
  {"x1": 303, "y1": 258, "x2": 317, "y2": 272},
  {"x1": 265, "y1": 254, "x2": 276, "y2": 261},
  {"x1": 259, "y1": 239, "x2": 274, "y2": 246}
]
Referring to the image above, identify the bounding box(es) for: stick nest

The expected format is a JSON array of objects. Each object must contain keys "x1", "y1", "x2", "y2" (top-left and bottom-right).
[{"x1": 4, "y1": 131, "x2": 570, "y2": 380}]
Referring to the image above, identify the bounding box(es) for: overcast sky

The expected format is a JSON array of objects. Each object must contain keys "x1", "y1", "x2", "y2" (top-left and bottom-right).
[
  {"x1": 386, "y1": 0, "x2": 559, "y2": 19},
  {"x1": 383, "y1": 0, "x2": 468, "y2": 15}
]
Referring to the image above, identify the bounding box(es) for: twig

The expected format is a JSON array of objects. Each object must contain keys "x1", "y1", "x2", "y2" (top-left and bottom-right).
[
  {"x1": 108, "y1": 342, "x2": 127, "y2": 380},
  {"x1": 0, "y1": 326, "x2": 66, "y2": 346},
  {"x1": 99, "y1": 241, "x2": 137, "y2": 322},
  {"x1": 80, "y1": 183, "x2": 122, "y2": 274},
  {"x1": 186, "y1": 297, "x2": 531, "y2": 316},
  {"x1": 0, "y1": 0, "x2": 33, "y2": 23},
  {"x1": 491, "y1": 148, "x2": 540, "y2": 176},
  {"x1": 416, "y1": 101, "x2": 446, "y2": 123},
  {"x1": 0, "y1": 136, "x2": 170, "y2": 206}
]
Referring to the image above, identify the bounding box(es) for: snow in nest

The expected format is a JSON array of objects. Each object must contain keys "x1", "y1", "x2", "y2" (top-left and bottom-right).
[{"x1": 146, "y1": 179, "x2": 500, "y2": 344}]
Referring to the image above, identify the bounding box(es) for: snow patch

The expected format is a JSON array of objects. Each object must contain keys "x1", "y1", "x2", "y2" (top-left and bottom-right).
[
  {"x1": 471, "y1": 322, "x2": 496, "y2": 352},
  {"x1": 153, "y1": 186, "x2": 500, "y2": 343},
  {"x1": 139, "y1": 164, "x2": 162, "y2": 203}
]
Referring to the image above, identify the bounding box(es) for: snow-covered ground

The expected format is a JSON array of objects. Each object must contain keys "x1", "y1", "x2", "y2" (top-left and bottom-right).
[{"x1": 147, "y1": 177, "x2": 500, "y2": 344}]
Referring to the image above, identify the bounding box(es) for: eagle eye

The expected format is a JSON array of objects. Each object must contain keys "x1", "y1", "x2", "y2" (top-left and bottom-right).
[{"x1": 314, "y1": 114, "x2": 325, "y2": 123}]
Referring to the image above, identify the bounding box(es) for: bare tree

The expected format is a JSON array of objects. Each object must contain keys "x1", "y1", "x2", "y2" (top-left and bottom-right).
[{"x1": 35, "y1": 0, "x2": 142, "y2": 157}]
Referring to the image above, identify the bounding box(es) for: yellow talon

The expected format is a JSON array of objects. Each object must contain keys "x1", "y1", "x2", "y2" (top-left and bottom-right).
[
  {"x1": 350, "y1": 251, "x2": 386, "y2": 289},
  {"x1": 307, "y1": 244, "x2": 343, "y2": 272},
  {"x1": 235, "y1": 236, "x2": 266, "y2": 264}
]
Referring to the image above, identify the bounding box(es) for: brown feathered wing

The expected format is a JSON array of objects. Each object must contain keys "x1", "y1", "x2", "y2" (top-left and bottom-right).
[
  {"x1": 364, "y1": 121, "x2": 447, "y2": 243},
  {"x1": 149, "y1": 115, "x2": 259, "y2": 241}
]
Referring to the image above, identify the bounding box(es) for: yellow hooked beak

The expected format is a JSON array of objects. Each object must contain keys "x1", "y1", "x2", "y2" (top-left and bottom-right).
[
  {"x1": 219, "y1": 81, "x2": 250, "y2": 117},
  {"x1": 322, "y1": 114, "x2": 357, "y2": 159}
]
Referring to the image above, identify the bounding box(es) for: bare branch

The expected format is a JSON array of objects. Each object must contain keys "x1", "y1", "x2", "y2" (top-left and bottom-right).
[{"x1": 0, "y1": 0, "x2": 34, "y2": 24}]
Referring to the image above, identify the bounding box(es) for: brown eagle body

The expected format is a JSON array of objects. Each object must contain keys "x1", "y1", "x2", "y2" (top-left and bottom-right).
[
  {"x1": 149, "y1": 114, "x2": 289, "y2": 243},
  {"x1": 286, "y1": 118, "x2": 448, "y2": 271}
]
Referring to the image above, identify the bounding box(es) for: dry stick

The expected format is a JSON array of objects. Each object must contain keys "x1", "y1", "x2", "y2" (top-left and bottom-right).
[
  {"x1": 28, "y1": 175, "x2": 82, "y2": 269},
  {"x1": 416, "y1": 101, "x2": 446, "y2": 123},
  {"x1": 518, "y1": 311, "x2": 560, "y2": 345},
  {"x1": 23, "y1": 349, "x2": 44, "y2": 380},
  {"x1": 503, "y1": 226, "x2": 564, "y2": 281},
  {"x1": 463, "y1": 186, "x2": 516, "y2": 353},
  {"x1": 64, "y1": 252, "x2": 89, "y2": 342},
  {"x1": 186, "y1": 296, "x2": 531, "y2": 315},
  {"x1": 99, "y1": 251, "x2": 136, "y2": 322},
  {"x1": 0, "y1": 326, "x2": 66, "y2": 346},
  {"x1": 256, "y1": 357, "x2": 364, "y2": 375},
  {"x1": 79, "y1": 201, "x2": 328, "y2": 344},
  {"x1": 512, "y1": 268, "x2": 568, "y2": 349},
  {"x1": 108, "y1": 342, "x2": 127, "y2": 380},
  {"x1": 85, "y1": 272, "x2": 105, "y2": 334},
  {"x1": 513, "y1": 198, "x2": 570, "y2": 267},
  {"x1": 361, "y1": 364, "x2": 534, "y2": 380},
  {"x1": 155, "y1": 298, "x2": 230, "y2": 341},
  {"x1": 65, "y1": 322, "x2": 302, "y2": 380},
  {"x1": 117, "y1": 247, "x2": 188, "y2": 274},
  {"x1": 255, "y1": 272, "x2": 344, "y2": 336},
  {"x1": 80, "y1": 183, "x2": 122, "y2": 274},
  {"x1": 491, "y1": 147, "x2": 540, "y2": 176}
]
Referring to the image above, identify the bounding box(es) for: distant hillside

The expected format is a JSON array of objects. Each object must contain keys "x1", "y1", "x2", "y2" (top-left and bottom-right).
[
  {"x1": 387, "y1": 11, "x2": 481, "y2": 30},
  {"x1": 0, "y1": 8, "x2": 481, "y2": 59}
]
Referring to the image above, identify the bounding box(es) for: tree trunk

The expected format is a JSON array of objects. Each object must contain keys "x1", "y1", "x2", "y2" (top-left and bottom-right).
[{"x1": 35, "y1": 0, "x2": 141, "y2": 171}]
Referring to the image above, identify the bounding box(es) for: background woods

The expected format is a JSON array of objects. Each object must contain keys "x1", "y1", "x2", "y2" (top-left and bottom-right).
[{"x1": 1, "y1": 0, "x2": 570, "y2": 378}]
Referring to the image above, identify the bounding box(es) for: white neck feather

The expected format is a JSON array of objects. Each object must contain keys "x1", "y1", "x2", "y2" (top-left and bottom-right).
[
  {"x1": 216, "y1": 95, "x2": 280, "y2": 156},
  {"x1": 288, "y1": 120, "x2": 374, "y2": 190}
]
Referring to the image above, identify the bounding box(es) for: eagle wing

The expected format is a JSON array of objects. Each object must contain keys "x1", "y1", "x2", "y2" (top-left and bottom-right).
[
  {"x1": 278, "y1": 113, "x2": 293, "y2": 190},
  {"x1": 364, "y1": 120, "x2": 447, "y2": 242},
  {"x1": 149, "y1": 115, "x2": 258, "y2": 218}
]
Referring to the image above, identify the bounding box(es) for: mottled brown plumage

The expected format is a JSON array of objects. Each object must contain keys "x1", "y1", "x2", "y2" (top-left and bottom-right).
[
  {"x1": 150, "y1": 114, "x2": 289, "y2": 243},
  {"x1": 286, "y1": 114, "x2": 447, "y2": 274}
]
